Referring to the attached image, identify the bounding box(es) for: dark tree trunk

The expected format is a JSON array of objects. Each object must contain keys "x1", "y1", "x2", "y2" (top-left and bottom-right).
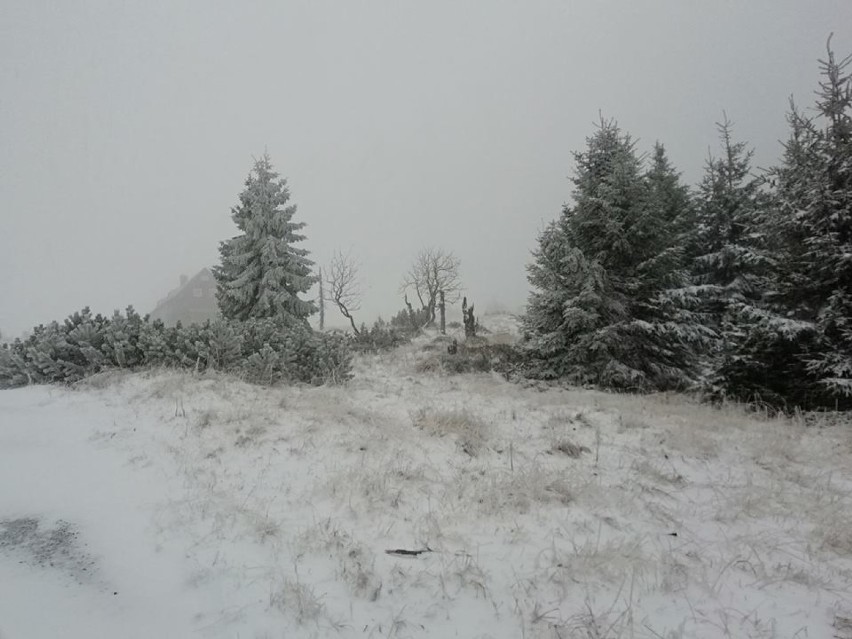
[
  {"x1": 318, "y1": 268, "x2": 325, "y2": 331},
  {"x1": 462, "y1": 297, "x2": 476, "y2": 338},
  {"x1": 439, "y1": 290, "x2": 446, "y2": 335}
]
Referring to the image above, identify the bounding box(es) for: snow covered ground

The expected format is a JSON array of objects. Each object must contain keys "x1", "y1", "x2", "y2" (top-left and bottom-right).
[{"x1": 2, "y1": 319, "x2": 852, "y2": 638}]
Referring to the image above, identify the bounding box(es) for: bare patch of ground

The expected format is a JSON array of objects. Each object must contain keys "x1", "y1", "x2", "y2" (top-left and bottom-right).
[{"x1": 0, "y1": 517, "x2": 96, "y2": 584}]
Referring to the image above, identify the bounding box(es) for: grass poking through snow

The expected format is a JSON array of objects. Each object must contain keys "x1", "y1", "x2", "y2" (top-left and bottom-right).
[{"x1": 2, "y1": 319, "x2": 852, "y2": 638}]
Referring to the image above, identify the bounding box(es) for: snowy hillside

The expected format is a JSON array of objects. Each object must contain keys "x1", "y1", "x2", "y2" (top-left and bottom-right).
[{"x1": 2, "y1": 323, "x2": 852, "y2": 638}]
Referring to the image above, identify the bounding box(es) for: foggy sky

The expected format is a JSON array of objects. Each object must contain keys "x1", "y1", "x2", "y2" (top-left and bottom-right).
[{"x1": 2, "y1": 1, "x2": 851, "y2": 336}]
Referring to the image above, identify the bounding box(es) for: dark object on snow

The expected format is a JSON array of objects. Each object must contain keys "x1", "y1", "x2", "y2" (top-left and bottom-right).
[
  {"x1": 385, "y1": 547, "x2": 432, "y2": 557},
  {"x1": 439, "y1": 290, "x2": 446, "y2": 335},
  {"x1": 447, "y1": 339, "x2": 458, "y2": 355},
  {"x1": 462, "y1": 297, "x2": 476, "y2": 338}
]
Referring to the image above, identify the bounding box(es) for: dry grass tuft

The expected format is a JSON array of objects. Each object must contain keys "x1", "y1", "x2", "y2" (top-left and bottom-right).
[
  {"x1": 655, "y1": 424, "x2": 721, "y2": 459},
  {"x1": 269, "y1": 578, "x2": 326, "y2": 624},
  {"x1": 617, "y1": 413, "x2": 651, "y2": 432},
  {"x1": 462, "y1": 463, "x2": 574, "y2": 515},
  {"x1": 436, "y1": 550, "x2": 490, "y2": 599},
  {"x1": 340, "y1": 544, "x2": 382, "y2": 601},
  {"x1": 415, "y1": 350, "x2": 493, "y2": 375},
  {"x1": 632, "y1": 458, "x2": 685, "y2": 487},
  {"x1": 835, "y1": 614, "x2": 852, "y2": 639},
  {"x1": 195, "y1": 408, "x2": 218, "y2": 430},
  {"x1": 292, "y1": 519, "x2": 381, "y2": 600},
  {"x1": 411, "y1": 407, "x2": 489, "y2": 456},
  {"x1": 73, "y1": 368, "x2": 135, "y2": 390},
  {"x1": 818, "y1": 514, "x2": 852, "y2": 556},
  {"x1": 551, "y1": 438, "x2": 591, "y2": 458}
]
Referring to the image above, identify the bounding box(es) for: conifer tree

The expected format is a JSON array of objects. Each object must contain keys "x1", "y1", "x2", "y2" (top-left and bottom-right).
[
  {"x1": 641, "y1": 143, "x2": 698, "y2": 292},
  {"x1": 645, "y1": 143, "x2": 695, "y2": 239},
  {"x1": 693, "y1": 116, "x2": 770, "y2": 317},
  {"x1": 788, "y1": 42, "x2": 852, "y2": 401},
  {"x1": 214, "y1": 155, "x2": 317, "y2": 322},
  {"x1": 716, "y1": 40, "x2": 852, "y2": 409},
  {"x1": 689, "y1": 117, "x2": 774, "y2": 399},
  {"x1": 525, "y1": 119, "x2": 710, "y2": 391}
]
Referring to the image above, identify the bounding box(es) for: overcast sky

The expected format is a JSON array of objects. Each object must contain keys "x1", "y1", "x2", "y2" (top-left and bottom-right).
[{"x1": 1, "y1": 1, "x2": 850, "y2": 336}]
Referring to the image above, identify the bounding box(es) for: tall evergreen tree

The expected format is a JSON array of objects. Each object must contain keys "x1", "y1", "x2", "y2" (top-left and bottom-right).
[
  {"x1": 645, "y1": 143, "x2": 694, "y2": 233},
  {"x1": 689, "y1": 117, "x2": 774, "y2": 399},
  {"x1": 214, "y1": 155, "x2": 317, "y2": 322},
  {"x1": 716, "y1": 40, "x2": 852, "y2": 409},
  {"x1": 643, "y1": 143, "x2": 699, "y2": 285},
  {"x1": 693, "y1": 116, "x2": 770, "y2": 316},
  {"x1": 773, "y1": 41, "x2": 852, "y2": 403},
  {"x1": 524, "y1": 119, "x2": 711, "y2": 391}
]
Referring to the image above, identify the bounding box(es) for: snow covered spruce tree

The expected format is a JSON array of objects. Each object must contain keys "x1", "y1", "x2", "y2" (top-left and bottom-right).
[
  {"x1": 645, "y1": 142, "x2": 699, "y2": 266},
  {"x1": 214, "y1": 154, "x2": 317, "y2": 323},
  {"x1": 524, "y1": 119, "x2": 712, "y2": 391},
  {"x1": 688, "y1": 116, "x2": 775, "y2": 399},
  {"x1": 716, "y1": 41, "x2": 852, "y2": 409},
  {"x1": 692, "y1": 117, "x2": 770, "y2": 327}
]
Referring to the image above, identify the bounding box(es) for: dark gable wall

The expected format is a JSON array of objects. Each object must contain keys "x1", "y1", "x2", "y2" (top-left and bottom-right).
[{"x1": 149, "y1": 268, "x2": 220, "y2": 326}]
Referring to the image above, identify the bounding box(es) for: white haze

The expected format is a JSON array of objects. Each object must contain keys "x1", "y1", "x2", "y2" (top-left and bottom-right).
[{"x1": 1, "y1": 1, "x2": 850, "y2": 336}]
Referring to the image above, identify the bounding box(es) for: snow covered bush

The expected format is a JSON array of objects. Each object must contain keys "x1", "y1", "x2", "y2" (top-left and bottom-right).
[
  {"x1": 0, "y1": 307, "x2": 108, "y2": 386},
  {"x1": 349, "y1": 319, "x2": 411, "y2": 353},
  {"x1": 137, "y1": 318, "x2": 177, "y2": 367},
  {"x1": 389, "y1": 305, "x2": 429, "y2": 334},
  {"x1": 0, "y1": 309, "x2": 352, "y2": 389},
  {"x1": 417, "y1": 341, "x2": 525, "y2": 377},
  {"x1": 267, "y1": 322, "x2": 352, "y2": 385},
  {"x1": 100, "y1": 306, "x2": 146, "y2": 368}
]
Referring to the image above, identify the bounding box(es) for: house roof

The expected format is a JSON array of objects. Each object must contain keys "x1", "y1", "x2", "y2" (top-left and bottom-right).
[
  {"x1": 149, "y1": 268, "x2": 219, "y2": 326},
  {"x1": 156, "y1": 268, "x2": 215, "y2": 306}
]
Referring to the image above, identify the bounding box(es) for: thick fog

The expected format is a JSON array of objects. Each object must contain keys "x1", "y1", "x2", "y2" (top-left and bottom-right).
[{"x1": 1, "y1": 1, "x2": 850, "y2": 336}]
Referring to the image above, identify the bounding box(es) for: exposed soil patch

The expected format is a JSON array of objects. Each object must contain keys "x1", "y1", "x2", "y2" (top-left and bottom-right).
[{"x1": 0, "y1": 517, "x2": 96, "y2": 584}]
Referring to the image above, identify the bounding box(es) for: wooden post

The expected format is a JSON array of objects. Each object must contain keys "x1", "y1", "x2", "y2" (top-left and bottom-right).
[
  {"x1": 439, "y1": 290, "x2": 446, "y2": 335},
  {"x1": 404, "y1": 294, "x2": 417, "y2": 330},
  {"x1": 318, "y1": 268, "x2": 325, "y2": 331},
  {"x1": 462, "y1": 297, "x2": 476, "y2": 338}
]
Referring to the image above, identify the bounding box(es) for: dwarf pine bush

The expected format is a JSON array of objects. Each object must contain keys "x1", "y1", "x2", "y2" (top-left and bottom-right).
[{"x1": 0, "y1": 308, "x2": 351, "y2": 388}]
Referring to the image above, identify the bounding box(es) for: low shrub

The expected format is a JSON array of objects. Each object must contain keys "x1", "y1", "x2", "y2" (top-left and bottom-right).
[
  {"x1": 390, "y1": 305, "x2": 430, "y2": 333},
  {"x1": 350, "y1": 319, "x2": 411, "y2": 353},
  {"x1": 0, "y1": 307, "x2": 352, "y2": 389},
  {"x1": 416, "y1": 341, "x2": 526, "y2": 376}
]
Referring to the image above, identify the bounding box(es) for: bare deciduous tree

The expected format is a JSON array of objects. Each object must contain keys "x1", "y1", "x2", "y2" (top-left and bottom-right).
[
  {"x1": 400, "y1": 247, "x2": 462, "y2": 325},
  {"x1": 325, "y1": 250, "x2": 362, "y2": 334}
]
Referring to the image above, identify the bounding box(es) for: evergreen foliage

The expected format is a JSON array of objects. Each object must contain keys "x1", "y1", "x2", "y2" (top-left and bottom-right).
[
  {"x1": 0, "y1": 309, "x2": 351, "y2": 389},
  {"x1": 714, "y1": 41, "x2": 852, "y2": 409},
  {"x1": 137, "y1": 319, "x2": 176, "y2": 367},
  {"x1": 5, "y1": 45, "x2": 850, "y2": 414},
  {"x1": 645, "y1": 143, "x2": 696, "y2": 255},
  {"x1": 350, "y1": 318, "x2": 411, "y2": 353},
  {"x1": 390, "y1": 305, "x2": 430, "y2": 333},
  {"x1": 524, "y1": 120, "x2": 712, "y2": 391},
  {"x1": 101, "y1": 306, "x2": 145, "y2": 368},
  {"x1": 214, "y1": 155, "x2": 317, "y2": 322},
  {"x1": 692, "y1": 117, "x2": 770, "y2": 322},
  {"x1": 688, "y1": 118, "x2": 776, "y2": 400}
]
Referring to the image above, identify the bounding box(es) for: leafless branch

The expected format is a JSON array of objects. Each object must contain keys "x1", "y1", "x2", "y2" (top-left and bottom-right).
[
  {"x1": 400, "y1": 247, "x2": 462, "y2": 324},
  {"x1": 326, "y1": 249, "x2": 362, "y2": 334}
]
